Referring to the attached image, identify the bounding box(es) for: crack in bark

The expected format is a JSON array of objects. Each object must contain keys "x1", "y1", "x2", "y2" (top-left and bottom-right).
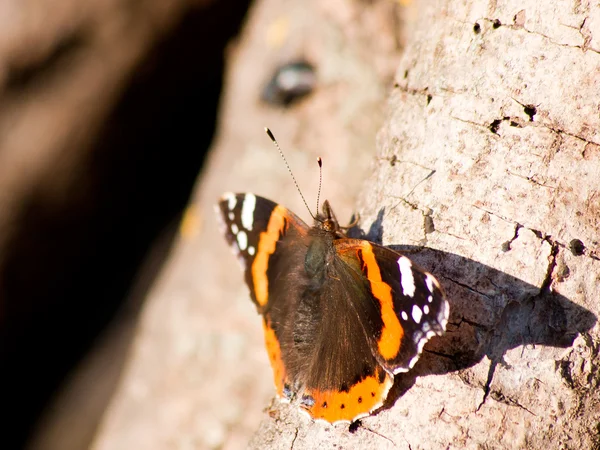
[
  {"x1": 456, "y1": 14, "x2": 600, "y2": 54},
  {"x1": 393, "y1": 83, "x2": 431, "y2": 100},
  {"x1": 389, "y1": 187, "x2": 436, "y2": 243},
  {"x1": 405, "y1": 170, "x2": 437, "y2": 198},
  {"x1": 511, "y1": 98, "x2": 538, "y2": 121},
  {"x1": 542, "y1": 122, "x2": 600, "y2": 147},
  {"x1": 441, "y1": 275, "x2": 494, "y2": 301},
  {"x1": 477, "y1": 362, "x2": 538, "y2": 416},
  {"x1": 500, "y1": 223, "x2": 522, "y2": 252},
  {"x1": 460, "y1": 111, "x2": 600, "y2": 146},
  {"x1": 471, "y1": 234, "x2": 558, "y2": 412},
  {"x1": 360, "y1": 425, "x2": 397, "y2": 447},
  {"x1": 450, "y1": 115, "x2": 499, "y2": 134},
  {"x1": 452, "y1": 114, "x2": 531, "y2": 136},
  {"x1": 435, "y1": 229, "x2": 468, "y2": 241},
  {"x1": 578, "y1": 17, "x2": 597, "y2": 53},
  {"x1": 490, "y1": 389, "x2": 537, "y2": 416},
  {"x1": 381, "y1": 159, "x2": 435, "y2": 193},
  {"x1": 481, "y1": 16, "x2": 600, "y2": 56},
  {"x1": 538, "y1": 236, "x2": 559, "y2": 292},
  {"x1": 488, "y1": 107, "x2": 600, "y2": 147},
  {"x1": 289, "y1": 427, "x2": 299, "y2": 450},
  {"x1": 472, "y1": 203, "x2": 599, "y2": 262},
  {"x1": 454, "y1": 100, "x2": 599, "y2": 147},
  {"x1": 450, "y1": 316, "x2": 491, "y2": 330},
  {"x1": 391, "y1": 196, "x2": 419, "y2": 211},
  {"x1": 477, "y1": 359, "x2": 498, "y2": 411},
  {"x1": 491, "y1": 116, "x2": 528, "y2": 134},
  {"x1": 471, "y1": 203, "x2": 514, "y2": 224},
  {"x1": 506, "y1": 170, "x2": 558, "y2": 189}
]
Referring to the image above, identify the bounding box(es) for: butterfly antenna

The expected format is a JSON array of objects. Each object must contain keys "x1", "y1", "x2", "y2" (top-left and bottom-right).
[
  {"x1": 316, "y1": 157, "x2": 323, "y2": 215},
  {"x1": 265, "y1": 127, "x2": 316, "y2": 220}
]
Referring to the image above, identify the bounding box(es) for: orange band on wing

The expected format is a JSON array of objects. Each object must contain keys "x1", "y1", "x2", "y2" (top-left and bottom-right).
[
  {"x1": 359, "y1": 242, "x2": 403, "y2": 360},
  {"x1": 301, "y1": 367, "x2": 392, "y2": 423},
  {"x1": 262, "y1": 319, "x2": 287, "y2": 396},
  {"x1": 251, "y1": 205, "x2": 288, "y2": 307}
]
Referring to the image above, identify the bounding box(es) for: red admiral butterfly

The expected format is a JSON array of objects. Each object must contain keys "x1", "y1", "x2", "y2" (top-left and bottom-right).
[{"x1": 216, "y1": 136, "x2": 449, "y2": 424}]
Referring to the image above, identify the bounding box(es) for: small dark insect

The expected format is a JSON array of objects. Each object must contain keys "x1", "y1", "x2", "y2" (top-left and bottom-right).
[
  {"x1": 569, "y1": 239, "x2": 585, "y2": 256},
  {"x1": 348, "y1": 419, "x2": 362, "y2": 433},
  {"x1": 261, "y1": 61, "x2": 316, "y2": 106}
]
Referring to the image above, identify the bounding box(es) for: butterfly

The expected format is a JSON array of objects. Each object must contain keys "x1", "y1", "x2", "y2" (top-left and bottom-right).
[{"x1": 216, "y1": 190, "x2": 449, "y2": 423}]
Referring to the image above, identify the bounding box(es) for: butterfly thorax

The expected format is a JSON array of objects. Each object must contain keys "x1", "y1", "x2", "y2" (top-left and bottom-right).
[
  {"x1": 305, "y1": 200, "x2": 351, "y2": 283},
  {"x1": 305, "y1": 228, "x2": 334, "y2": 285}
]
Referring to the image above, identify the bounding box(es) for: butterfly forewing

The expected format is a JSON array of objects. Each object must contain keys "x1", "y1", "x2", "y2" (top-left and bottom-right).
[
  {"x1": 217, "y1": 193, "x2": 309, "y2": 310},
  {"x1": 334, "y1": 239, "x2": 449, "y2": 374}
]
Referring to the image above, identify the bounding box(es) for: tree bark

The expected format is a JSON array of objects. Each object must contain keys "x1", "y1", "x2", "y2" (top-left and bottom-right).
[{"x1": 250, "y1": 1, "x2": 600, "y2": 448}]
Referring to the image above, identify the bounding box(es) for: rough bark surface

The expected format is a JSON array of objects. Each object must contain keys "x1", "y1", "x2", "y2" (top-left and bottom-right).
[
  {"x1": 94, "y1": 0, "x2": 600, "y2": 449},
  {"x1": 252, "y1": 0, "x2": 600, "y2": 448},
  {"x1": 351, "y1": 1, "x2": 600, "y2": 448}
]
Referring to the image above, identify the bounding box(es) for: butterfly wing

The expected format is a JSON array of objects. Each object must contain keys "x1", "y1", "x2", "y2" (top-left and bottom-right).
[
  {"x1": 216, "y1": 193, "x2": 311, "y2": 396},
  {"x1": 216, "y1": 193, "x2": 310, "y2": 309},
  {"x1": 292, "y1": 238, "x2": 448, "y2": 423},
  {"x1": 292, "y1": 246, "x2": 395, "y2": 422},
  {"x1": 333, "y1": 239, "x2": 449, "y2": 373}
]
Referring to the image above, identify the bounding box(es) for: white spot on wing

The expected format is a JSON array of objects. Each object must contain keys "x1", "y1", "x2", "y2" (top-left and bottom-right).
[
  {"x1": 241, "y1": 194, "x2": 256, "y2": 230},
  {"x1": 425, "y1": 274, "x2": 434, "y2": 293},
  {"x1": 401, "y1": 311, "x2": 408, "y2": 321},
  {"x1": 393, "y1": 292, "x2": 450, "y2": 375},
  {"x1": 423, "y1": 304, "x2": 429, "y2": 315},
  {"x1": 231, "y1": 223, "x2": 239, "y2": 235},
  {"x1": 412, "y1": 304, "x2": 422, "y2": 323},
  {"x1": 228, "y1": 212, "x2": 234, "y2": 221},
  {"x1": 248, "y1": 246, "x2": 255, "y2": 256},
  {"x1": 398, "y1": 257, "x2": 416, "y2": 297},
  {"x1": 427, "y1": 295, "x2": 433, "y2": 303},
  {"x1": 237, "y1": 230, "x2": 248, "y2": 251},
  {"x1": 224, "y1": 192, "x2": 236, "y2": 211}
]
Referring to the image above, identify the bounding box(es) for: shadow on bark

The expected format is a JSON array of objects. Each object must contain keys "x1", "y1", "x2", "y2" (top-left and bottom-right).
[{"x1": 350, "y1": 207, "x2": 597, "y2": 417}]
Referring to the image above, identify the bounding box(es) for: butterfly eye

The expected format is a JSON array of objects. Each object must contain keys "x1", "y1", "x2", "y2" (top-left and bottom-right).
[{"x1": 322, "y1": 219, "x2": 335, "y2": 232}]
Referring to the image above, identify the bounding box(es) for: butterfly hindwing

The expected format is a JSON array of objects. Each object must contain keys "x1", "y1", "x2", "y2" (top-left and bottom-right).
[{"x1": 287, "y1": 238, "x2": 395, "y2": 422}]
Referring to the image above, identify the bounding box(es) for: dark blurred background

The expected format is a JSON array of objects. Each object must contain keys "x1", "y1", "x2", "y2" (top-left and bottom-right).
[{"x1": 0, "y1": 1, "x2": 252, "y2": 447}]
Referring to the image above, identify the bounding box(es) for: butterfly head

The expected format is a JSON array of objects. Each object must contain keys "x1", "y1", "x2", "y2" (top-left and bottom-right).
[
  {"x1": 317, "y1": 200, "x2": 338, "y2": 233},
  {"x1": 315, "y1": 200, "x2": 358, "y2": 239}
]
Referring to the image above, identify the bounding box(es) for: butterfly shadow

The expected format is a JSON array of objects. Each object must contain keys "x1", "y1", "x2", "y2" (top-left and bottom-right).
[{"x1": 349, "y1": 208, "x2": 597, "y2": 417}]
